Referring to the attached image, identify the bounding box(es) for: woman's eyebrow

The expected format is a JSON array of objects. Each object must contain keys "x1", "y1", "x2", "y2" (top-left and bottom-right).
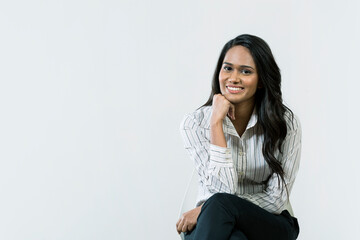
[{"x1": 223, "y1": 62, "x2": 255, "y2": 70}]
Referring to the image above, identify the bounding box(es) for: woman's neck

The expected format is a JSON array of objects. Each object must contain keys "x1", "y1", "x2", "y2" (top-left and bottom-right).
[
  {"x1": 234, "y1": 99, "x2": 255, "y2": 121},
  {"x1": 231, "y1": 101, "x2": 255, "y2": 136}
]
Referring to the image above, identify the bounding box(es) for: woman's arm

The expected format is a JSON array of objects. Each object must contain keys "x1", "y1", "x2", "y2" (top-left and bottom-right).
[
  {"x1": 177, "y1": 95, "x2": 237, "y2": 234},
  {"x1": 210, "y1": 93, "x2": 235, "y2": 148},
  {"x1": 180, "y1": 94, "x2": 237, "y2": 195}
]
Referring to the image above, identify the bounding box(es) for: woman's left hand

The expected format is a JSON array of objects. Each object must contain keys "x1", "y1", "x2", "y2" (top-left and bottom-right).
[{"x1": 176, "y1": 205, "x2": 202, "y2": 234}]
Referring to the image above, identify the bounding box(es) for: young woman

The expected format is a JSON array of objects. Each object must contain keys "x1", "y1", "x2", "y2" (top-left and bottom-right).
[{"x1": 176, "y1": 34, "x2": 301, "y2": 240}]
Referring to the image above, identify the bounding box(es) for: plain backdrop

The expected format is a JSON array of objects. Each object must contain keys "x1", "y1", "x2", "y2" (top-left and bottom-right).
[{"x1": 0, "y1": 0, "x2": 359, "y2": 239}]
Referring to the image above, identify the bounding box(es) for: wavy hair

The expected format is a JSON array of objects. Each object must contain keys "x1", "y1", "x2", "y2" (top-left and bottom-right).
[{"x1": 201, "y1": 34, "x2": 294, "y2": 197}]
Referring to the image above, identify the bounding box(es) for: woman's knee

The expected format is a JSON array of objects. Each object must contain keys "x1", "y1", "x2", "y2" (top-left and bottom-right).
[
  {"x1": 198, "y1": 193, "x2": 237, "y2": 223},
  {"x1": 204, "y1": 192, "x2": 233, "y2": 207}
]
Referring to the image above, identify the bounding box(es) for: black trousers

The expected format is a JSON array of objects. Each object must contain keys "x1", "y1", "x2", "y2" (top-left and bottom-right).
[{"x1": 184, "y1": 193, "x2": 299, "y2": 240}]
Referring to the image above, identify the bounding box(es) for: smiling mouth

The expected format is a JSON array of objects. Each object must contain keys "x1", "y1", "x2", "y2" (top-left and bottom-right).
[
  {"x1": 226, "y1": 86, "x2": 244, "y2": 93},
  {"x1": 227, "y1": 86, "x2": 244, "y2": 91}
]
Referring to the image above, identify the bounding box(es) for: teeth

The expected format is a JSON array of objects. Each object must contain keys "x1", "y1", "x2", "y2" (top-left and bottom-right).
[{"x1": 228, "y1": 87, "x2": 243, "y2": 91}]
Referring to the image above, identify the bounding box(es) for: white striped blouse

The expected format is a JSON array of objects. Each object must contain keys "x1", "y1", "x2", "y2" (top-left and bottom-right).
[{"x1": 180, "y1": 105, "x2": 301, "y2": 214}]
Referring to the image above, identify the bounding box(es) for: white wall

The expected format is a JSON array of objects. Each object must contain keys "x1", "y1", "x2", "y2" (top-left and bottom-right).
[{"x1": 0, "y1": 0, "x2": 359, "y2": 239}]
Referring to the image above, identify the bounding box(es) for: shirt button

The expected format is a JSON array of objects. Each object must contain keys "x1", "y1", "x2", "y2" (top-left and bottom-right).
[{"x1": 239, "y1": 151, "x2": 246, "y2": 156}]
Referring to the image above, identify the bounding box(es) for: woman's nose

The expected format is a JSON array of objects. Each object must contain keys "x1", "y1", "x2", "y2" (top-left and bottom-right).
[{"x1": 229, "y1": 71, "x2": 241, "y2": 83}]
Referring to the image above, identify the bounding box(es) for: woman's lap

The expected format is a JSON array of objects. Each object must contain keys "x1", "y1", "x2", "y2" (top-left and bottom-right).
[{"x1": 184, "y1": 193, "x2": 299, "y2": 240}]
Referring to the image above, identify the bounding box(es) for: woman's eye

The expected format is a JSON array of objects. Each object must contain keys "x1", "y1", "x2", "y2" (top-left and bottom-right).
[
  {"x1": 224, "y1": 66, "x2": 232, "y2": 71},
  {"x1": 241, "y1": 69, "x2": 252, "y2": 74}
]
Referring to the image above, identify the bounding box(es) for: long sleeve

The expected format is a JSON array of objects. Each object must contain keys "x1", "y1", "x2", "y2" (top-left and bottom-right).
[
  {"x1": 180, "y1": 114, "x2": 238, "y2": 195},
  {"x1": 239, "y1": 115, "x2": 302, "y2": 214}
]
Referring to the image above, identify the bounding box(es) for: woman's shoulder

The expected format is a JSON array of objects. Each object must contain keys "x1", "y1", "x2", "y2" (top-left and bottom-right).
[{"x1": 180, "y1": 105, "x2": 212, "y2": 130}]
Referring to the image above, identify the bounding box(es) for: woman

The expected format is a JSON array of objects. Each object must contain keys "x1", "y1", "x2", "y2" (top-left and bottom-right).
[{"x1": 176, "y1": 34, "x2": 301, "y2": 240}]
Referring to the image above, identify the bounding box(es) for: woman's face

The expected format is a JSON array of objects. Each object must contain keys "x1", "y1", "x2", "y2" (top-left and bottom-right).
[{"x1": 219, "y1": 45, "x2": 259, "y2": 106}]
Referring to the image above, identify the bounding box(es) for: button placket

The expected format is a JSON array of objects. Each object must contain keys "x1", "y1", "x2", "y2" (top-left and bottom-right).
[{"x1": 237, "y1": 142, "x2": 245, "y2": 179}]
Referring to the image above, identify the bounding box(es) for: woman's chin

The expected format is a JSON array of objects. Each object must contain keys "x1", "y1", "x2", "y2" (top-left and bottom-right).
[{"x1": 226, "y1": 96, "x2": 255, "y2": 106}]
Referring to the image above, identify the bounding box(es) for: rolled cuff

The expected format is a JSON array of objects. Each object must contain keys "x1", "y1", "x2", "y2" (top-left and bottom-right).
[{"x1": 209, "y1": 143, "x2": 233, "y2": 166}]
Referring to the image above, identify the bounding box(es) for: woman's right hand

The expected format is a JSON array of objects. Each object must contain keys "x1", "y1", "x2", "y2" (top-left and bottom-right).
[{"x1": 211, "y1": 94, "x2": 235, "y2": 124}]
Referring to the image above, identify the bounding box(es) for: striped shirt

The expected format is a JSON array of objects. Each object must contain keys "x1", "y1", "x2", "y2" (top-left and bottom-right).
[{"x1": 180, "y1": 105, "x2": 301, "y2": 214}]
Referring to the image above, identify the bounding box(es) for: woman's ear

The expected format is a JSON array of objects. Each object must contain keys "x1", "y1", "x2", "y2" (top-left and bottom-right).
[{"x1": 258, "y1": 82, "x2": 263, "y2": 89}]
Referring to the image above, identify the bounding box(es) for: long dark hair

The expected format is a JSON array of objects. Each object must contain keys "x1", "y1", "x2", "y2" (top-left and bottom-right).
[{"x1": 201, "y1": 34, "x2": 294, "y2": 198}]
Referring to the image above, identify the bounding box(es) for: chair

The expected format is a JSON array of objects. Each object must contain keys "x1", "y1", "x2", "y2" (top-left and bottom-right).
[
  {"x1": 178, "y1": 170, "x2": 295, "y2": 239},
  {"x1": 178, "y1": 169, "x2": 198, "y2": 240}
]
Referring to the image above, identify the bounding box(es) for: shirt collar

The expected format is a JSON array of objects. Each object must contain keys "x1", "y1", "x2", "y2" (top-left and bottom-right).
[{"x1": 223, "y1": 106, "x2": 258, "y2": 137}]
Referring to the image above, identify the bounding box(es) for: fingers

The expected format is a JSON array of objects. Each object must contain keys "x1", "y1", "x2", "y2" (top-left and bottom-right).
[
  {"x1": 214, "y1": 94, "x2": 235, "y2": 120},
  {"x1": 176, "y1": 216, "x2": 191, "y2": 234},
  {"x1": 176, "y1": 218, "x2": 183, "y2": 234},
  {"x1": 176, "y1": 207, "x2": 201, "y2": 234},
  {"x1": 212, "y1": 94, "x2": 233, "y2": 122},
  {"x1": 182, "y1": 224, "x2": 188, "y2": 233},
  {"x1": 227, "y1": 103, "x2": 235, "y2": 120},
  {"x1": 176, "y1": 217, "x2": 188, "y2": 234}
]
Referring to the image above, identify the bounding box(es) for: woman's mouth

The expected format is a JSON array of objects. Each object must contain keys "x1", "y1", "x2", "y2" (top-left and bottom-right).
[{"x1": 226, "y1": 86, "x2": 244, "y2": 94}]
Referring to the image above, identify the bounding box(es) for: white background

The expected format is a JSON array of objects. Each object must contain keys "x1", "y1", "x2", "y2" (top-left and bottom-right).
[{"x1": 0, "y1": 0, "x2": 359, "y2": 239}]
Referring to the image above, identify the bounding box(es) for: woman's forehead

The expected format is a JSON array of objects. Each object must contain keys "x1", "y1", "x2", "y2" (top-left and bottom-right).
[{"x1": 223, "y1": 46, "x2": 255, "y2": 67}]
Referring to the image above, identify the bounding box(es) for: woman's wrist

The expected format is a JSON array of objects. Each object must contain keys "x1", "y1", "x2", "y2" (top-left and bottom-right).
[
  {"x1": 210, "y1": 118, "x2": 227, "y2": 148},
  {"x1": 210, "y1": 116, "x2": 223, "y2": 127}
]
